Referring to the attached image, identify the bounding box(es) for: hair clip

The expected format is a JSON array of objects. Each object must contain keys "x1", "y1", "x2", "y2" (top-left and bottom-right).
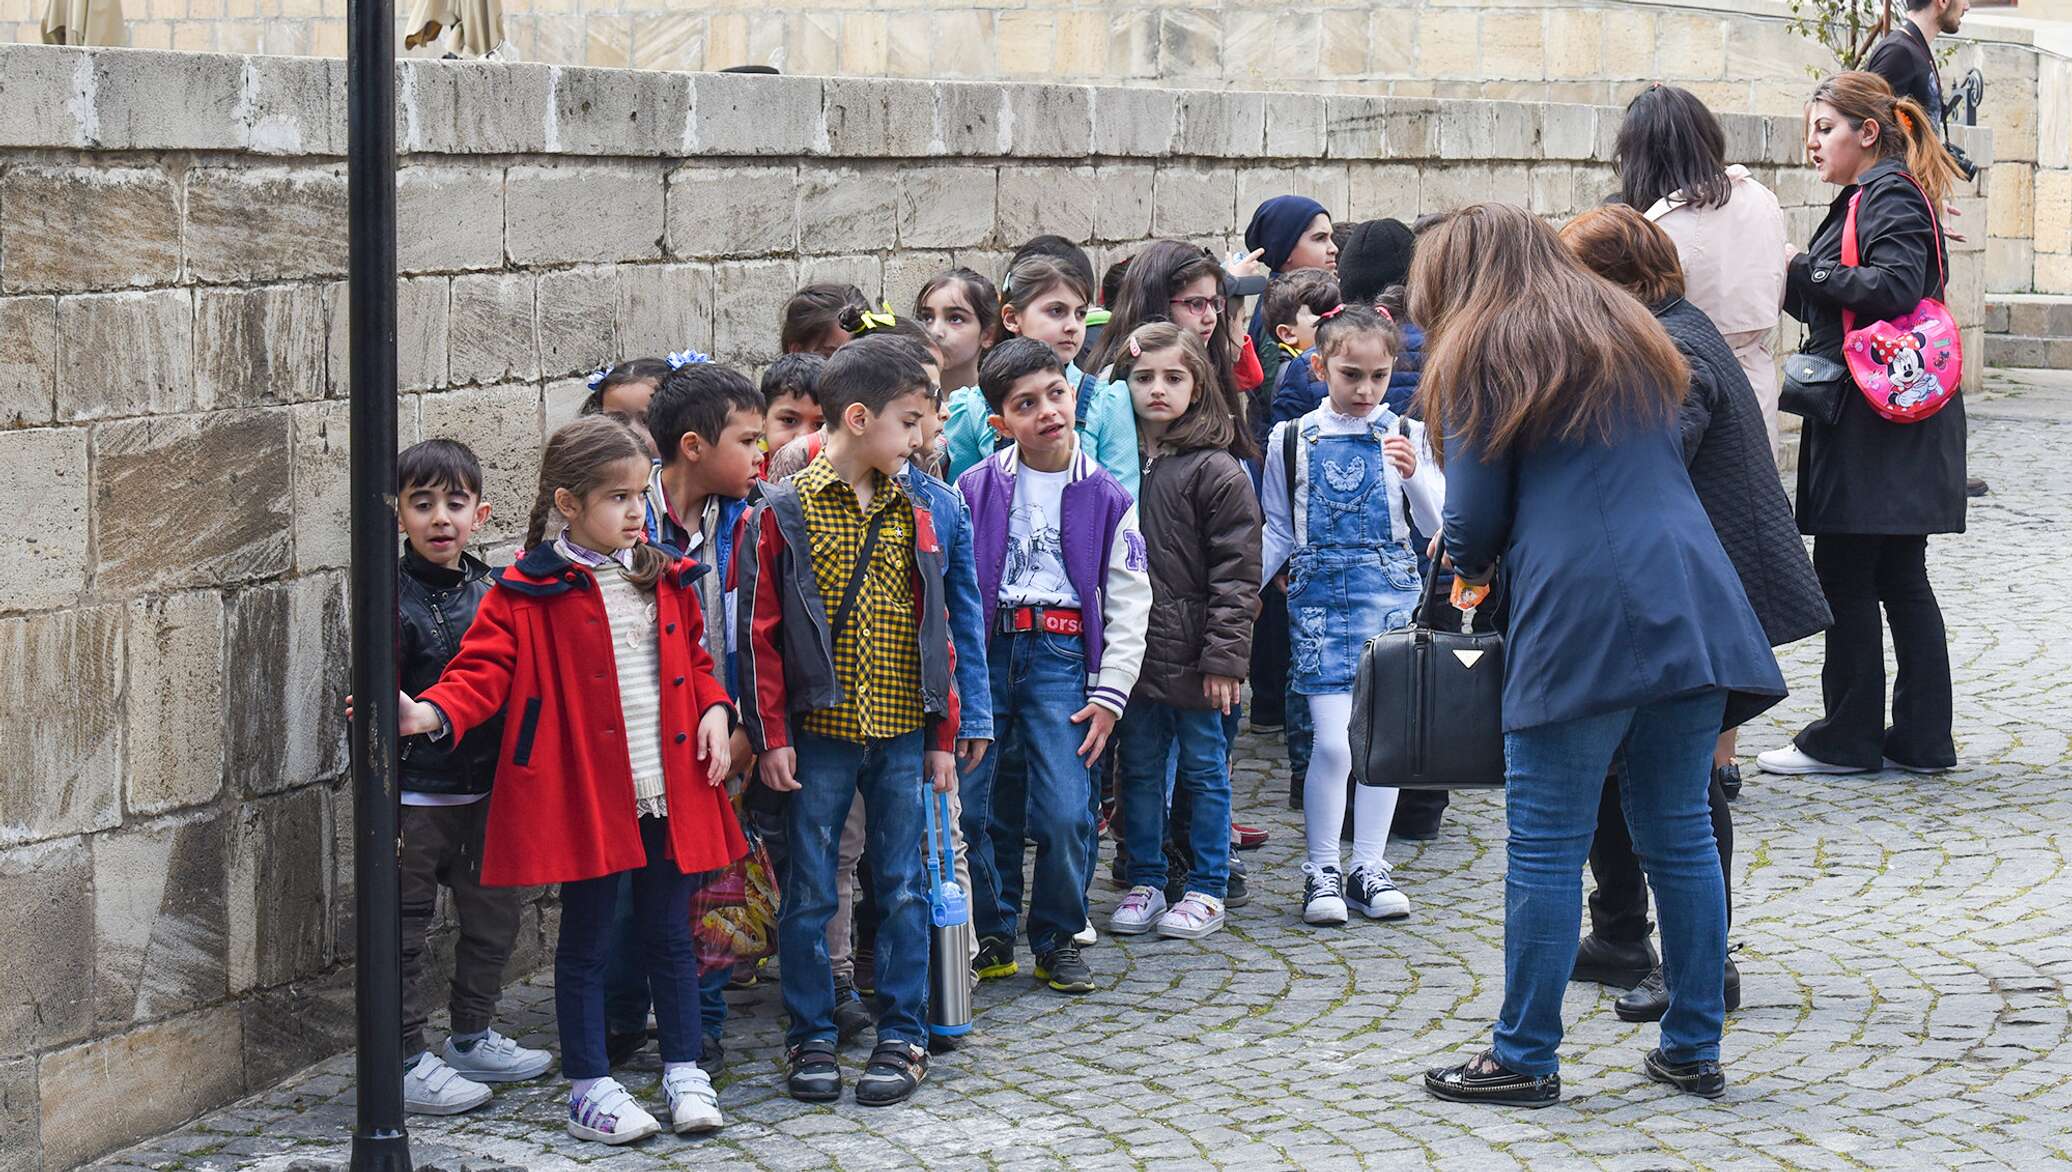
[
  {"x1": 1127, "y1": 334, "x2": 1143, "y2": 358},
  {"x1": 666, "y1": 350, "x2": 710, "y2": 370},
  {"x1": 858, "y1": 303, "x2": 899, "y2": 333},
  {"x1": 585, "y1": 366, "x2": 610, "y2": 390},
  {"x1": 1374, "y1": 303, "x2": 1394, "y2": 323},
  {"x1": 1318, "y1": 304, "x2": 1348, "y2": 322},
  {"x1": 1893, "y1": 107, "x2": 1915, "y2": 133}
]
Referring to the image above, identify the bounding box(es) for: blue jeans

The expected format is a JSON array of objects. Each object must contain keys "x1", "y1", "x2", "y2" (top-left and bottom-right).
[
  {"x1": 1123, "y1": 703, "x2": 1231, "y2": 899},
  {"x1": 962, "y1": 631, "x2": 1095, "y2": 956},
  {"x1": 603, "y1": 875, "x2": 729, "y2": 1045},
  {"x1": 779, "y1": 729, "x2": 930, "y2": 1049},
  {"x1": 556, "y1": 816, "x2": 704, "y2": 1080},
  {"x1": 1495, "y1": 689, "x2": 1729, "y2": 1075}
]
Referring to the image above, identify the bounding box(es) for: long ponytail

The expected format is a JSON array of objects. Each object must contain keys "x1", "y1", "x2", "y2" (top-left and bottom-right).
[
  {"x1": 1809, "y1": 72, "x2": 1962, "y2": 210},
  {"x1": 523, "y1": 414, "x2": 670, "y2": 591}
]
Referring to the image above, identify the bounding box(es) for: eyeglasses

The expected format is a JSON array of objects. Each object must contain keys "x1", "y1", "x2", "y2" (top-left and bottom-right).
[{"x1": 1168, "y1": 295, "x2": 1225, "y2": 318}]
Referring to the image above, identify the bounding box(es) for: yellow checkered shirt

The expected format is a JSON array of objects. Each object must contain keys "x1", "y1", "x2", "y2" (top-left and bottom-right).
[{"x1": 793, "y1": 457, "x2": 925, "y2": 743}]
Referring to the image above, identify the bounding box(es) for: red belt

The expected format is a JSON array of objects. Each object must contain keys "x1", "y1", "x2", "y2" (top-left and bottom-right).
[{"x1": 999, "y1": 606, "x2": 1082, "y2": 635}]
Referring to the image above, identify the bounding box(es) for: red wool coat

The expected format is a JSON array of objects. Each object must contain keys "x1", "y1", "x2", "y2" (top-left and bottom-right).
[{"x1": 419, "y1": 543, "x2": 747, "y2": 887}]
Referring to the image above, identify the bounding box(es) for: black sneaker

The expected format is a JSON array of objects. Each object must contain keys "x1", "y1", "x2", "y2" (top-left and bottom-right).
[
  {"x1": 1225, "y1": 854, "x2": 1251, "y2": 909},
  {"x1": 785, "y1": 1039, "x2": 841, "y2": 1102},
  {"x1": 1644, "y1": 1048, "x2": 1727, "y2": 1098},
  {"x1": 1714, "y1": 762, "x2": 1742, "y2": 801},
  {"x1": 1615, "y1": 955, "x2": 1741, "y2": 1023},
  {"x1": 1424, "y1": 1050, "x2": 1560, "y2": 1108},
  {"x1": 927, "y1": 1030, "x2": 963, "y2": 1055},
  {"x1": 854, "y1": 1040, "x2": 928, "y2": 1107},
  {"x1": 1571, "y1": 933, "x2": 1659, "y2": 989},
  {"x1": 853, "y1": 946, "x2": 876, "y2": 997},
  {"x1": 1033, "y1": 943, "x2": 1095, "y2": 994},
  {"x1": 605, "y1": 1029, "x2": 647, "y2": 1069},
  {"x1": 697, "y1": 1033, "x2": 724, "y2": 1075},
  {"x1": 973, "y1": 934, "x2": 1018, "y2": 980},
  {"x1": 832, "y1": 978, "x2": 873, "y2": 1045}
]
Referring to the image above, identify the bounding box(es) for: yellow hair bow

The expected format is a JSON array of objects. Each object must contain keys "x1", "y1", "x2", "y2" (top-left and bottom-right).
[{"x1": 858, "y1": 303, "x2": 899, "y2": 333}]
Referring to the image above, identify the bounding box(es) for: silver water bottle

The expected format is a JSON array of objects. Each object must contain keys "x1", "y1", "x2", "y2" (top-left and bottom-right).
[{"x1": 925, "y1": 789, "x2": 973, "y2": 1038}]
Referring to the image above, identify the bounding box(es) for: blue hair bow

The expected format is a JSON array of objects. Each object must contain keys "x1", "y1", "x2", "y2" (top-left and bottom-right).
[
  {"x1": 667, "y1": 349, "x2": 711, "y2": 370},
  {"x1": 585, "y1": 367, "x2": 610, "y2": 390}
]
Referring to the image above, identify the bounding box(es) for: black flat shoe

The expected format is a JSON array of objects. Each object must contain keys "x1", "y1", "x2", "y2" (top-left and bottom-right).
[
  {"x1": 1571, "y1": 933, "x2": 1659, "y2": 989},
  {"x1": 1644, "y1": 1048, "x2": 1727, "y2": 1098},
  {"x1": 605, "y1": 1030, "x2": 647, "y2": 1069},
  {"x1": 1615, "y1": 956, "x2": 1741, "y2": 1023},
  {"x1": 1424, "y1": 1050, "x2": 1560, "y2": 1108},
  {"x1": 1714, "y1": 762, "x2": 1742, "y2": 801}
]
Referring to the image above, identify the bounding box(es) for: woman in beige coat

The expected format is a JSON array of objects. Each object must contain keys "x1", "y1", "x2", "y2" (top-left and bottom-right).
[{"x1": 1615, "y1": 84, "x2": 1788, "y2": 463}]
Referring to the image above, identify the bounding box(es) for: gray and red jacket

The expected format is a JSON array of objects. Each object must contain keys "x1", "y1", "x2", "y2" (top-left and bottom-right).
[
  {"x1": 957, "y1": 440, "x2": 1152, "y2": 718},
  {"x1": 735, "y1": 476, "x2": 959, "y2": 754}
]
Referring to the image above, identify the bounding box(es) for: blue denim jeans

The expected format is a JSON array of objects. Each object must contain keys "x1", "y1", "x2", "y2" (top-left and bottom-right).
[
  {"x1": 779, "y1": 729, "x2": 930, "y2": 1049},
  {"x1": 1122, "y1": 703, "x2": 1231, "y2": 899},
  {"x1": 556, "y1": 816, "x2": 704, "y2": 1080},
  {"x1": 603, "y1": 875, "x2": 729, "y2": 1045},
  {"x1": 962, "y1": 630, "x2": 1095, "y2": 956},
  {"x1": 1495, "y1": 689, "x2": 1729, "y2": 1075}
]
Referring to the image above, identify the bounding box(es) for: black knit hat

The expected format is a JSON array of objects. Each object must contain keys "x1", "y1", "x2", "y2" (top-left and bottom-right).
[{"x1": 1338, "y1": 218, "x2": 1416, "y2": 307}]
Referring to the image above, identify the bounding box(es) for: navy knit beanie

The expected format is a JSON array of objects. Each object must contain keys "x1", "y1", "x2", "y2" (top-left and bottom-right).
[
  {"x1": 1244, "y1": 195, "x2": 1330, "y2": 273},
  {"x1": 1339, "y1": 218, "x2": 1416, "y2": 307}
]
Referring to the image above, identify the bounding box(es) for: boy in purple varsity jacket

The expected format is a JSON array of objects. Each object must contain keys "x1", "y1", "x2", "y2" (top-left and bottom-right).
[{"x1": 955, "y1": 338, "x2": 1151, "y2": 995}]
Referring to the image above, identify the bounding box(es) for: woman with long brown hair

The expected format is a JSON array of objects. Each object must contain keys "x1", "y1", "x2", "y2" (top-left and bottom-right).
[
  {"x1": 1412, "y1": 205, "x2": 1783, "y2": 1107},
  {"x1": 1757, "y1": 71, "x2": 1966, "y2": 780}
]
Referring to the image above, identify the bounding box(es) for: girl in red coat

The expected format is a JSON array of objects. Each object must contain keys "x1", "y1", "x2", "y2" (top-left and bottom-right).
[{"x1": 396, "y1": 415, "x2": 745, "y2": 1146}]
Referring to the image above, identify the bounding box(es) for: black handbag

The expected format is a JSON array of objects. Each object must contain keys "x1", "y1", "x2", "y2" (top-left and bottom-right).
[
  {"x1": 1349, "y1": 556, "x2": 1506, "y2": 791},
  {"x1": 1779, "y1": 351, "x2": 1850, "y2": 427}
]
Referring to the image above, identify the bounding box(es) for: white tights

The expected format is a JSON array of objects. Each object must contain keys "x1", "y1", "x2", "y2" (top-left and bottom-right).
[{"x1": 1303, "y1": 692, "x2": 1397, "y2": 872}]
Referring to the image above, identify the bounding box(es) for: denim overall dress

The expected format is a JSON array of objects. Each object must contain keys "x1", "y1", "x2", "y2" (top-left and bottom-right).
[{"x1": 1285, "y1": 411, "x2": 1424, "y2": 695}]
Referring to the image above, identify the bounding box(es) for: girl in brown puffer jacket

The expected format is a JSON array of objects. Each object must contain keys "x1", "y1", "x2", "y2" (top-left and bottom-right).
[{"x1": 1102, "y1": 323, "x2": 1264, "y2": 942}]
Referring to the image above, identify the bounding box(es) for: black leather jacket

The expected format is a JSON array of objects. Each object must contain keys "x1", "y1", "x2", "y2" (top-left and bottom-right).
[{"x1": 398, "y1": 545, "x2": 500, "y2": 794}]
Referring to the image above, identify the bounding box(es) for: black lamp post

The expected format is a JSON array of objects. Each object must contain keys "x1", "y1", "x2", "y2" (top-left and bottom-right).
[{"x1": 346, "y1": 0, "x2": 410, "y2": 1165}]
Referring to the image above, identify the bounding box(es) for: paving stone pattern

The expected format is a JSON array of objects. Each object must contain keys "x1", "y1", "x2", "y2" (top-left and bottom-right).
[{"x1": 97, "y1": 375, "x2": 2072, "y2": 1169}]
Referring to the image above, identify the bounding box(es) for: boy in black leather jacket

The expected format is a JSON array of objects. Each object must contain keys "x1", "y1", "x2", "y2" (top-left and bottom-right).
[{"x1": 394, "y1": 439, "x2": 552, "y2": 1114}]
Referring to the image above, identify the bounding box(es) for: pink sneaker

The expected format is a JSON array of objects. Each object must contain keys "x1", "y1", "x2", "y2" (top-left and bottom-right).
[
  {"x1": 1155, "y1": 892, "x2": 1226, "y2": 940},
  {"x1": 1108, "y1": 885, "x2": 1166, "y2": 935}
]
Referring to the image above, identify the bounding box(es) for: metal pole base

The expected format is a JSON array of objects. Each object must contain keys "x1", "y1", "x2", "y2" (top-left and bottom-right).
[{"x1": 350, "y1": 1132, "x2": 413, "y2": 1172}]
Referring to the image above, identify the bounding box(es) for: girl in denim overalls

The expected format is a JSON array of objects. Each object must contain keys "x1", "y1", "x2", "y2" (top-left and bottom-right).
[{"x1": 1260, "y1": 304, "x2": 1445, "y2": 927}]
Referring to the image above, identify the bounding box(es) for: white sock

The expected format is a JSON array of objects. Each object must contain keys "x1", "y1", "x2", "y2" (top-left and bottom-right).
[{"x1": 570, "y1": 1077, "x2": 600, "y2": 1105}]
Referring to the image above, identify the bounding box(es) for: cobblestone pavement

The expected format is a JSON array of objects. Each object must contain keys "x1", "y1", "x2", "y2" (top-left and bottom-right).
[{"x1": 98, "y1": 372, "x2": 2072, "y2": 1172}]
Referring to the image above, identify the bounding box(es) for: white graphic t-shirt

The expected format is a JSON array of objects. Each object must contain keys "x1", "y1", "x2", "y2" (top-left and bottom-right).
[{"x1": 1000, "y1": 464, "x2": 1079, "y2": 608}]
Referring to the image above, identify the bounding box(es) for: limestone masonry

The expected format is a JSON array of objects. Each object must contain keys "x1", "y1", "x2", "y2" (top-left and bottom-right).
[{"x1": 0, "y1": 42, "x2": 1993, "y2": 1171}]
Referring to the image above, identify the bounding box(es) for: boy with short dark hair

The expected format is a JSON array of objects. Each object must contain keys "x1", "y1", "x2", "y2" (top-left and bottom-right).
[
  {"x1": 758, "y1": 353, "x2": 827, "y2": 475},
  {"x1": 602, "y1": 361, "x2": 766, "y2": 1073},
  {"x1": 955, "y1": 337, "x2": 1151, "y2": 996},
  {"x1": 1264, "y1": 268, "x2": 1345, "y2": 439},
  {"x1": 395, "y1": 438, "x2": 552, "y2": 1115},
  {"x1": 738, "y1": 334, "x2": 963, "y2": 1107}
]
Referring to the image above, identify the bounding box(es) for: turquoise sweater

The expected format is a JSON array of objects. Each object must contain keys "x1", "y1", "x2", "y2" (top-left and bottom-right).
[{"x1": 942, "y1": 364, "x2": 1141, "y2": 499}]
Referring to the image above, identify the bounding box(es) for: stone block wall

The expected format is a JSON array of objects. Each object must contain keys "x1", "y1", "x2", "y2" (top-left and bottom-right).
[
  {"x1": 4, "y1": 0, "x2": 2060, "y2": 295},
  {"x1": 0, "y1": 44, "x2": 1989, "y2": 1169}
]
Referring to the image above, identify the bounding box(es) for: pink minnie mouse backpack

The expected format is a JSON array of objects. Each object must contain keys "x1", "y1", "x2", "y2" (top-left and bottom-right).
[{"x1": 1838, "y1": 175, "x2": 1961, "y2": 424}]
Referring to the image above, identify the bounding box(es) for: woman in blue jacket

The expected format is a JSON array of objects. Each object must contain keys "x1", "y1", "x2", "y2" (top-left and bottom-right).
[{"x1": 1412, "y1": 205, "x2": 1784, "y2": 1108}]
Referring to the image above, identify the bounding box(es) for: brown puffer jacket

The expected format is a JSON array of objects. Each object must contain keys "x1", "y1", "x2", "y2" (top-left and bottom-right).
[{"x1": 1132, "y1": 446, "x2": 1263, "y2": 709}]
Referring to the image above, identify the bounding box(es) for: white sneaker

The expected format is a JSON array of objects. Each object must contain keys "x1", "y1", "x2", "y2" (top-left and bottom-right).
[
  {"x1": 662, "y1": 1064, "x2": 723, "y2": 1134},
  {"x1": 568, "y1": 1077, "x2": 660, "y2": 1145},
  {"x1": 1346, "y1": 864, "x2": 1411, "y2": 920},
  {"x1": 403, "y1": 1052, "x2": 492, "y2": 1115},
  {"x1": 1074, "y1": 920, "x2": 1098, "y2": 947},
  {"x1": 442, "y1": 1028, "x2": 554, "y2": 1083},
  {"x1": 1756, "y1": 746, "x2": 1867, "y2": 776},
  {"x1": 1301, "y1": 863, "x2": 1348, "y2": 926},
  {"x1": 1156, "y1": 892, "x2": 1226, "y2": 940},
  {"x1": 1109, "y1": 886, "x2": 1167, "y2": 934}
]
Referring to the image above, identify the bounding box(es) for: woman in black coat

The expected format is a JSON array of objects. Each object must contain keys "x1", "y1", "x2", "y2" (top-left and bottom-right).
[
  {"x1": 1762, "y1": 71, "x2": 1967, "y2": 778},
  {"x1": 1559, "y1": 204, "x2": 1833, "y2": 1019}
]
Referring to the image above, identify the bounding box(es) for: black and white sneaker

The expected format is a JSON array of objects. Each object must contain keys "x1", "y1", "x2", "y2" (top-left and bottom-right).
[
  {"x1": 832, "y1": 978, "x2": 872, "y2": 1045},
  {"x1": 854, "y1": 1040, "x2": 928, "y2": 1107},
  {"x1": 1301, "y1": 862, "x2": 1348, "y2": 925},
  {"x1": 1345, "y1": 864, "x2": 1410, "y2": 920},
  {"x1": 784, "y1": 1039, "x2": 841, "y2": 1103}
]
